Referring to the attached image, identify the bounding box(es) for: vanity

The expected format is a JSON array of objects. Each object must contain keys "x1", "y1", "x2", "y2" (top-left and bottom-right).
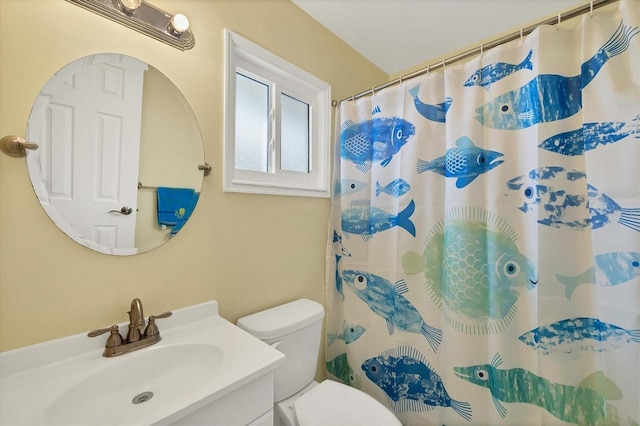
[{"x1": 0, "y1": 300, "x2": 285, "y2": 425}]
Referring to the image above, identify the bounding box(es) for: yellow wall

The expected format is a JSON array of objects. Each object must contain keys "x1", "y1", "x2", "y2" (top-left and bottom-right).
[{"x1": 0, "y1": 0, "x2": 387, "y2": 353}]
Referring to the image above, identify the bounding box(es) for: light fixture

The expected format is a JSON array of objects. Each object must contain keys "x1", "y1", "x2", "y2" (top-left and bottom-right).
[
  {"x1": 118, "y1": 0, "x2": 142, "y2": 14},
  {"x1": 66, "y1": 0, "x2": 195, "y2": 51},
  {"x1": 168, "y1": 13, "x2": 189, "y2": 35}
]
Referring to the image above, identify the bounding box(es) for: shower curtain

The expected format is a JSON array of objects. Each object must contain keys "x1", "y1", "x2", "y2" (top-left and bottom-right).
[{"x1": 326, "y1": 1, "x2": 639, "y2": 424}]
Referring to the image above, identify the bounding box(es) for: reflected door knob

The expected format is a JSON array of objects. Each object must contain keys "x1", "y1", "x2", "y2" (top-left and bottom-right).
[{"x1": 109, "y1": 206, "x2": 133, "y2": 215}]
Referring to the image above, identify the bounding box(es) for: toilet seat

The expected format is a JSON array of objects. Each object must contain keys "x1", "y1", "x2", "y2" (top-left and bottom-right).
[{"x1": 294, "y1": 380, "x2": 401, "y2": 426}]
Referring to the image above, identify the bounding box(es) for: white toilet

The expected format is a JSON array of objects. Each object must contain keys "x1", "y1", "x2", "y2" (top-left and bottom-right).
[{"x1": 237, "y1": 298, "x2": 402, "y2": 426}]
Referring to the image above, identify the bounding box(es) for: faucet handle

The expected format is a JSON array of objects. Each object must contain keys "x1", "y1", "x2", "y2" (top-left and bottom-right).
[
  {"x1": 143, "y1": 311, "x2": 173, "y2": 337},
  {"x1": 88, "y1": 325, "x2": 123, "y2": 348}
]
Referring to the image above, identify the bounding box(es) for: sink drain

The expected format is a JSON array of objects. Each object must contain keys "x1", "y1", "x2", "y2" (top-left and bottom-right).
[{"x1": 132, "y1": 391, "x2": 154, "y2": 404}]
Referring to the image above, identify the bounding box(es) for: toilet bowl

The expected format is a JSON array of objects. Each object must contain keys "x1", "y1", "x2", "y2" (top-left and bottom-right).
[{"x1": 237, "y1": 299, "x2": 401, "y2": 426}]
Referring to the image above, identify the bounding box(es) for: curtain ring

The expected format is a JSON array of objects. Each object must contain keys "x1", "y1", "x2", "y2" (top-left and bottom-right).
[
  {"x1": 479, "y1": 43, "x2": 484, "y2": 55},
  {"x1": 520, "y1": 28, "x2": 524, "y2": 41},
  {"x1": 589, "y1": 0, "x2": 594, "y2": 18},
  {"x1": 371, "y1": 86, "x2": 375, "y2": 95},
  {"x1": 556, "y1": 13, "x2": 561, "y2": 30}
]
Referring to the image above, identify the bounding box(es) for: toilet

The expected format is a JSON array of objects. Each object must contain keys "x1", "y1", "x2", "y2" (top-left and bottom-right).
[{"x1": 237, "y1": 299, "x2": 402, "y2": 426}]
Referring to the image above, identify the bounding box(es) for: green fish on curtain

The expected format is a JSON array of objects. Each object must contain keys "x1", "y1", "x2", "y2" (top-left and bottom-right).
[
  {"x1": 326, "y1": 353, "x2": 362, "y2": 388},
  {"x1": 454, "y1": 354, "x2": 625, "y2": 425},
  {"x1": 403, "y1": 207, "x2": 537, "y2": 334}
]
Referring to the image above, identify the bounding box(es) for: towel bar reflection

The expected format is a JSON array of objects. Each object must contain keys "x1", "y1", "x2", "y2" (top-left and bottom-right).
[
  {"x1": 138, "y1": 182, "x2": 157, "y2": 190},
  {"x1": 1, "y1": 135, "x2": 39, "y2": 158}
]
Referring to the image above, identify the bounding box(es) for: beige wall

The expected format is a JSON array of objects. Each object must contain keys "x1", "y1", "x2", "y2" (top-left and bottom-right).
[{"x1": 0, "y1": 0, "x2": 387, "y2": 357}]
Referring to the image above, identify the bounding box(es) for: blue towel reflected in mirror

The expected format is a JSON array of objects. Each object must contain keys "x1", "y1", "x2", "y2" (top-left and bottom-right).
[{"x1": 157, "y1": 187, "x2": 200, "y2": 235}]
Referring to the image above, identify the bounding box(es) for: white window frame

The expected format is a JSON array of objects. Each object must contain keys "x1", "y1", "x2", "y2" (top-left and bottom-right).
[{"x1": 224, "y1": 29, "x2": 331, "y2": 197}]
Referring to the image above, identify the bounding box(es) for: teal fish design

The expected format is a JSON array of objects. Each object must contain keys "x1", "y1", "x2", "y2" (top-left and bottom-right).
[
  {"x1": 362, "y1": 346, "x2": 472, "y2": 421},
  {"x1": 476, "y1": 22, "x2": 639, "y2": 130},
  {"x1": 341, "y1": 269, "x2": 442, "y2": 352},
  {"x1": 326, "y1": 353, "x2": 362, "y2": 388},
  {"x1": 341, "y1": 199, "x2": 416, "y2": 241},
  {"x1": 403, "y1": 207, "x2": 537, "y2": 334},
  {"x1": 464, "y1": 49, "x2": 533, "y2": 90},
  {"x1": 519, "y1": 317, "x2": 640, "y2": 355},
  {"x1": 454, "y1": 354, "x2": 623, "y2": 425},
  {"x1": 327, "y1": 321, "x2": 366, "y2": 345},
  {"x1": 557, "y1": 252, "x2": 640, "y2": 299}
]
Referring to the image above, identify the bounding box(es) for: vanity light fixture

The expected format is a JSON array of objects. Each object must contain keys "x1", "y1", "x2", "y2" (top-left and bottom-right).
[{"x1": 66, "y1": 0, "x2": 195, "y2": 51}]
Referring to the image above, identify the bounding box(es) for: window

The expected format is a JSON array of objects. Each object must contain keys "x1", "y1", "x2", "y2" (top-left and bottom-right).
[{"x1": 224, "y1": 29, "x2": 331, "y2": 197}]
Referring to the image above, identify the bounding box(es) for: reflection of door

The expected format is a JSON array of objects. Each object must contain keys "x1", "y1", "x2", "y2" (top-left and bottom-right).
[{"x1": 30, "y1": 54, "x2": 146, "y2": 254}]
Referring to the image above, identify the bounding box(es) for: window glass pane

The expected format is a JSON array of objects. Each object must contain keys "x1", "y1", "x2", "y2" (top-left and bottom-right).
[
  {"x1": 235, "y1": 73, "x2": 269, "y2": 172},
  {"x1": 280, "y1": 93, "x2": 309, "y2": 173}
]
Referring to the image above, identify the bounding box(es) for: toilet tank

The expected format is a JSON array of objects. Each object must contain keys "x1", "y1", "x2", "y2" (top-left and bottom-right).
[{"x1": 236, "y1": 299, "x2": 325, "y2": 402}]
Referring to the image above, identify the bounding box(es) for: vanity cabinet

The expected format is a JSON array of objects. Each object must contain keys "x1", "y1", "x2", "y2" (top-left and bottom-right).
[{"x1": 167, "y1": 371, "x2": 275, "y2": 425}]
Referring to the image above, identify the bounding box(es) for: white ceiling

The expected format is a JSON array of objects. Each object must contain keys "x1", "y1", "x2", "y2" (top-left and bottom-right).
[{"x1": 292, "y1": 0, "x2": 587, "y2": 75}]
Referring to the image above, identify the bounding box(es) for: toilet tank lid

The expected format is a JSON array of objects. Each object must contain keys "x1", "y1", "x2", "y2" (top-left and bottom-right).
[{"x1": 236, "y1": 299, "x2": 325, "y2": 340}]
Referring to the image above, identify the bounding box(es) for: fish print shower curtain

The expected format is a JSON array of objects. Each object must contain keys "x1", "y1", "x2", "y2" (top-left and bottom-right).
[{"x1": 326, "y1": 1, "x2": 639, "y2": 425}]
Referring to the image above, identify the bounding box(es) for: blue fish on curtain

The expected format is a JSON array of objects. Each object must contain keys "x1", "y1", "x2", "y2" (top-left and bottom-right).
[
  {"x1": 538, "y1": 116, "x2": 640, "y2": 156},
  {"x1": 408, "y1": 86, "x2": 453, "y2": 122},
  {"x1": 476, "y1": 22, "x2": 639, "y2": 130},
  {"x1": 504, "y1": 166, "x2": 640, "y2": 232},
  {"x1": 340, "y1": 117, "x2": 416, "y2": 172},
  {"x1": 362, "y1": 346, "x2": 472, "y2": 421},
  {"x1": 327, "y1": 4, "x2": 640, "y2": 424},
  {"x1": 341, "y1": 199, "x2": 416, "y2": 240},
  {"x1": 335, "y1": 179, "x2": 369, "y2": 196},
  {"x1": 557, "y1": 251, "x2": 640, "y2": 299},
  {"x1": 341, "y1": 270, "x2": 442, "y2": 352},
  {"x1": 375, "y1": 178, "x2": 411, "y2": 197},
  {"x1": 454, "y1": 354, "x2": 624, "y2": 425},
  {"x1": 463, "y1": 49, "x2": 534, "y2": 90},
  {"x1": 327, "y1": 321, "x2": 366, "y2": 345},
  {"x1": 416, "y1": 136, "x2": 504, "y2": 188},
  {"x1": 518, "y1": 317, "x2": 640, "y2": 355}
]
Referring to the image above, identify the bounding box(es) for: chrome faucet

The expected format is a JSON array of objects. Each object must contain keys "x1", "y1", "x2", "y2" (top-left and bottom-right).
[{"x1": 88, "y1": 298, "x2": 172, "y2": 357}]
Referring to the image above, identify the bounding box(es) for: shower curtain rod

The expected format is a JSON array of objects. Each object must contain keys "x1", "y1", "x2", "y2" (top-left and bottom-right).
[{"x1": 339, "y1": 0, "x2": 618, "y2": 104}]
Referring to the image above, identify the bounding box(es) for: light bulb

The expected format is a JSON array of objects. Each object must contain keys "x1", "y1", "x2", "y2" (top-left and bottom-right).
[
  {"x1": 118, "y1": 0, "x2": 141, "y2": 14},
  {"x1": 168, "y1": 14, "x2": 189, "y2": 35}
]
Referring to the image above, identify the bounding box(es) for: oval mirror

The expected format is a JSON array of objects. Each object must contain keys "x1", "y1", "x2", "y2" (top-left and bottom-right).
[{"x1": 26, "y1": 53, "x2": 205, "y2": 255}]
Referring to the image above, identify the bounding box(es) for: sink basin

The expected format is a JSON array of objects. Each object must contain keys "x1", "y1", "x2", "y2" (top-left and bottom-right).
[
  {"x1": 0, "y1": 301, "x2": 285, "y2": 425},
  {"x1": 48, "y1": 344, "x2": 223, "y2": 425}
]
